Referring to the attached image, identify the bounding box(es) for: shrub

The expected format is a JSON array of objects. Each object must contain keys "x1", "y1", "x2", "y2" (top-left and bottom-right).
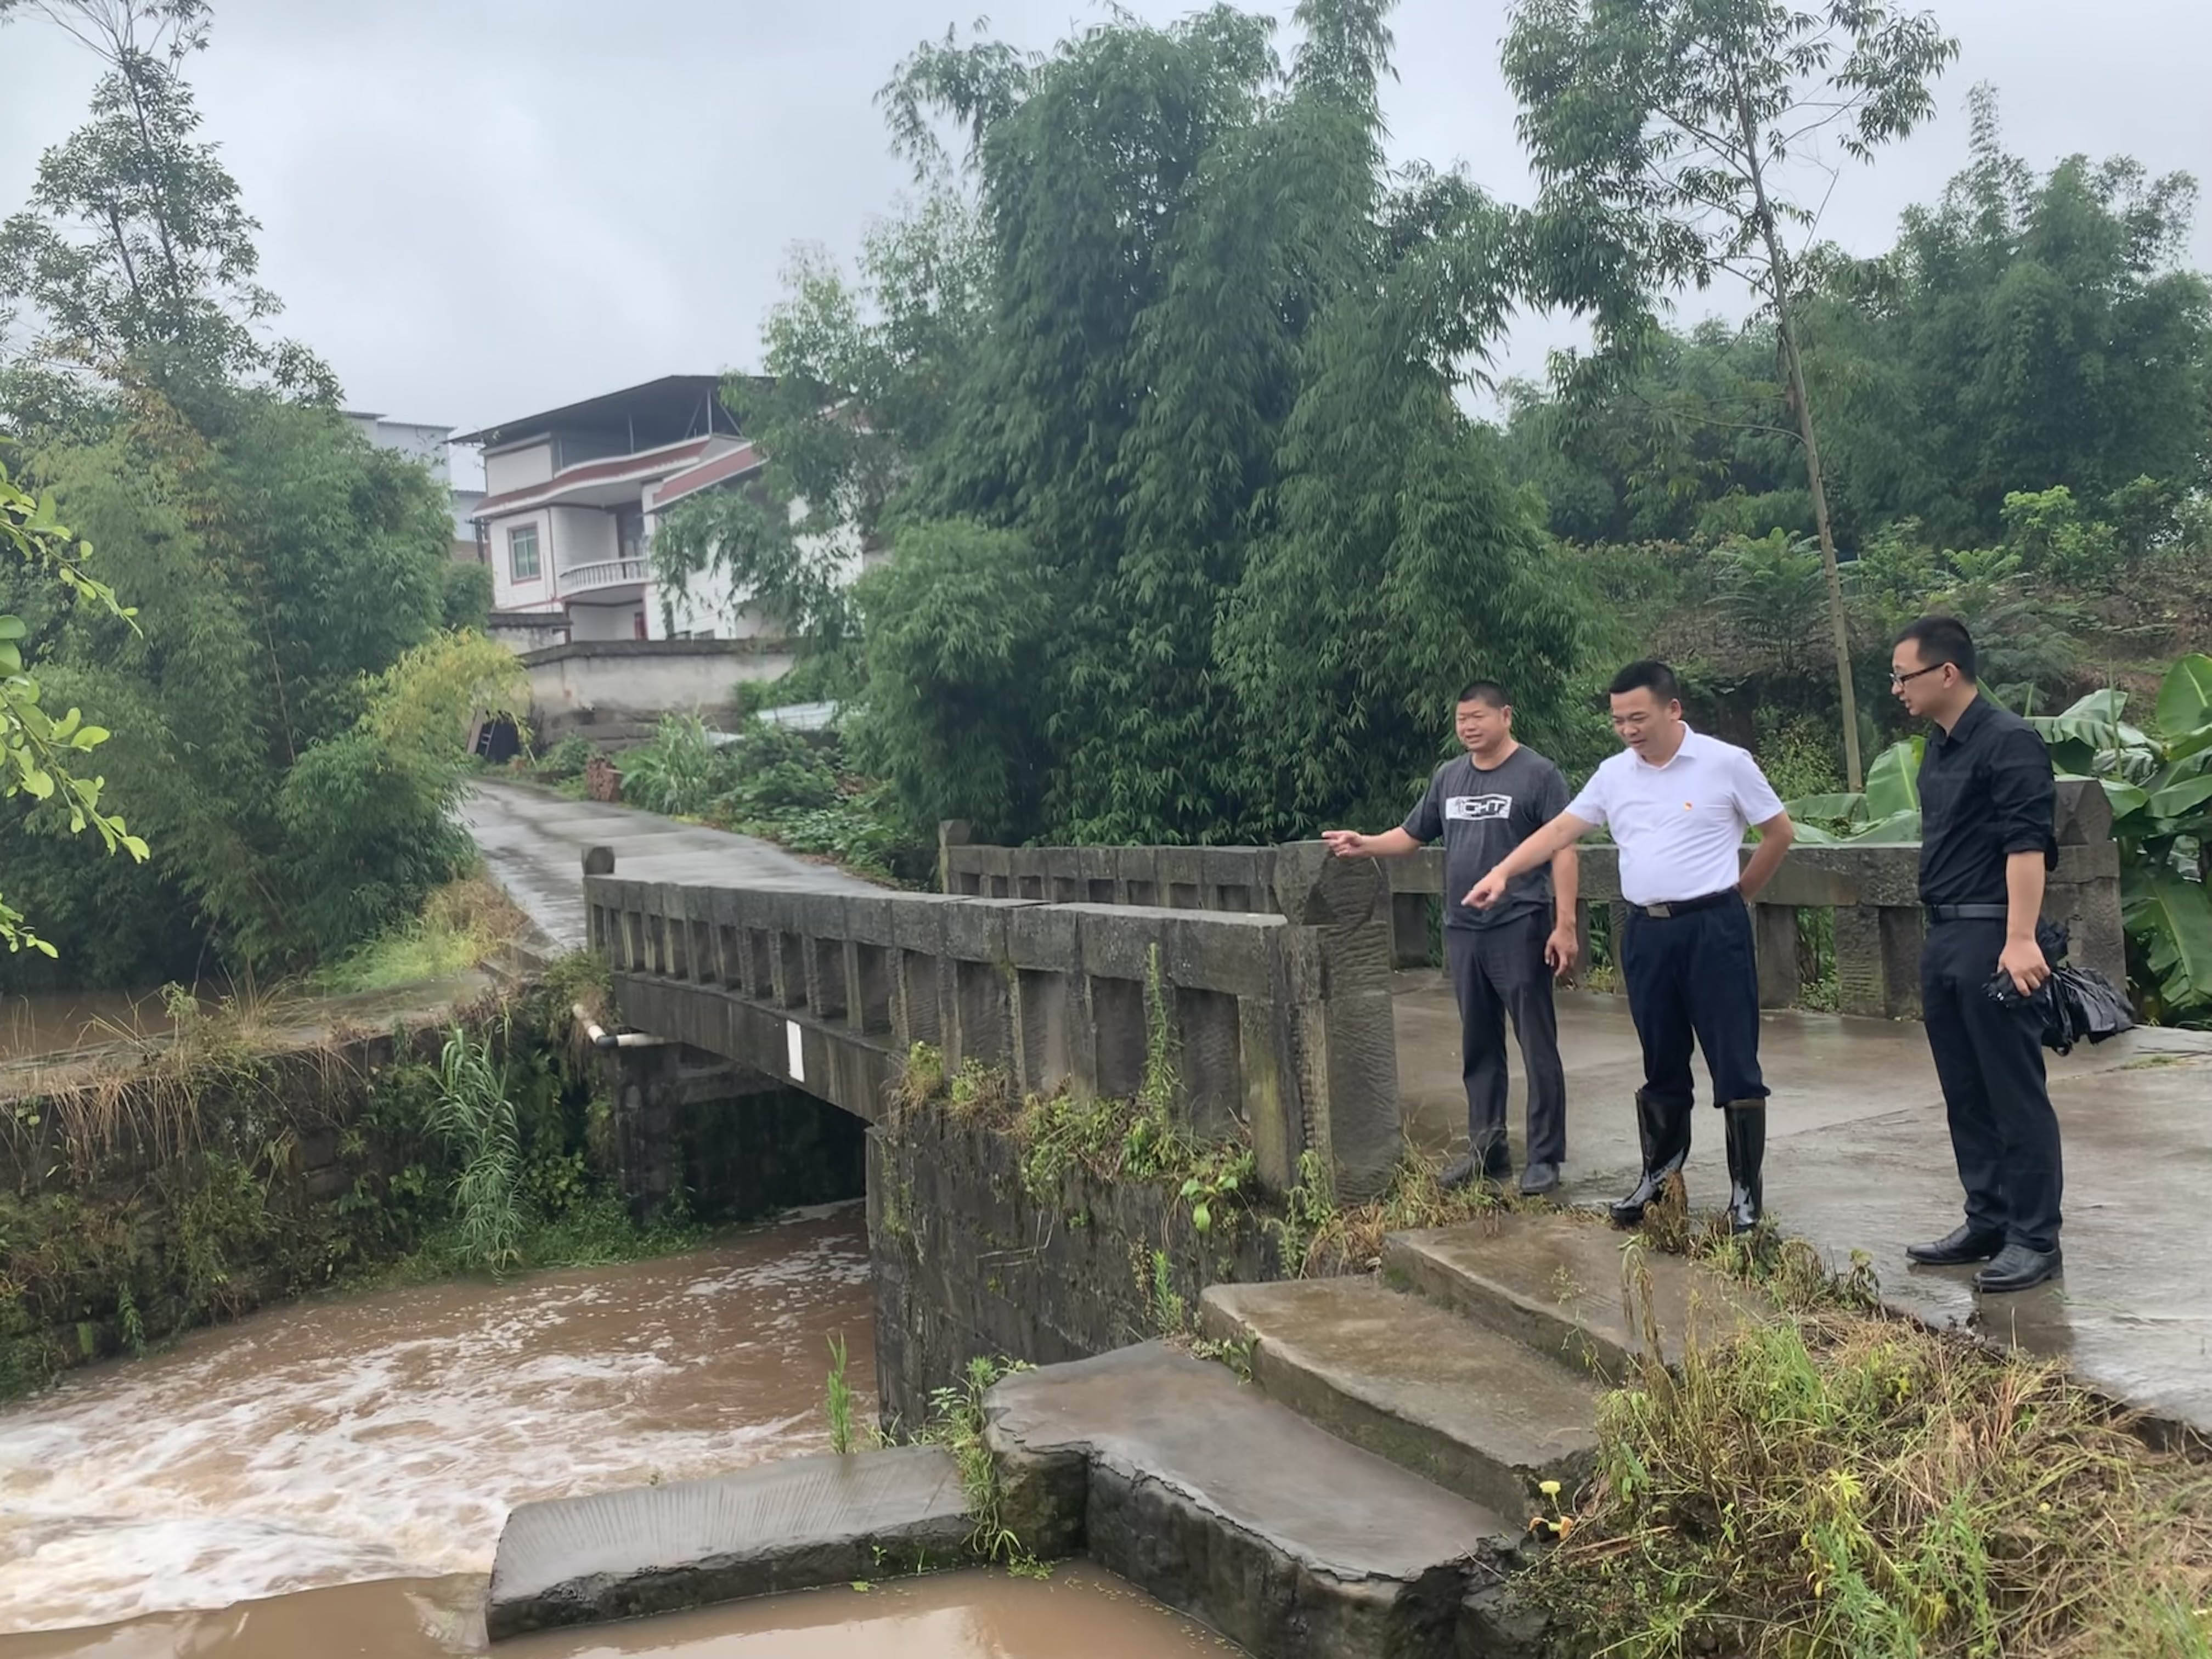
[
  {"x1": 533, "y1": 735, "x2": 597, "y2": 782},
  {"x1": 615, "y1": 715, "x2": 731, "y2": 817}
]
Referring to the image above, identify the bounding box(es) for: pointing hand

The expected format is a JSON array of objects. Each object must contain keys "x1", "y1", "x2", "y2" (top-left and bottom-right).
[{"x1": 1465, "y1": 870, "x2": 1509, "y2": 910}]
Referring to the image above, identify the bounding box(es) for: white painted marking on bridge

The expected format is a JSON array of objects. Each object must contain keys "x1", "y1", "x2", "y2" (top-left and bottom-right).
[{"x1": 786, "y1": 1019, "x2": 805, "y2": 1084}]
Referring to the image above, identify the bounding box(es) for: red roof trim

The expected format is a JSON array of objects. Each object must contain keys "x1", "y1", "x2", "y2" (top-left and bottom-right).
[
  {"x1": 648, "y1": 443, "x2": 765, "y2": 512},
  {"x1": 472, "y1": 437, "x2": 719, "y2": 518}
]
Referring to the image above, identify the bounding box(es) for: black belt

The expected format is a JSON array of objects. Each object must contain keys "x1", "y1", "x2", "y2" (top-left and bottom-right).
[
  {"x1": 1926, "y1": 903, "x2": 2010, "y2": 922},
  {"x1": 1625, "y1": 888, "x2": 1739, "y2": 920}
]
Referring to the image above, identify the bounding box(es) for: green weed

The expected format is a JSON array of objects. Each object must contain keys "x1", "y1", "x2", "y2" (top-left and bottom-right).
[
  {"x1": 426, "y1": 1024, "x2": 526, "y2": 1272},
  {"x1": 916, "y1": 1353, "x2": 1047, "y2": 1575},
  {"x1": 313, "y1": 876, "x2": 527, "y2": 994},
  {"x1": 1272, "y1": 1145, "x2": 1508, "y2": 1278},
  {"x1": 1139, "y1": 1245, "x2": 1187, "y2": 1336},
  {"x1": 1530, "y1": 1245, "x2": 2212, "y2": 1658},
  {"x1": 827, "y1": 1333, "x2": 857, "y2": 1455}
]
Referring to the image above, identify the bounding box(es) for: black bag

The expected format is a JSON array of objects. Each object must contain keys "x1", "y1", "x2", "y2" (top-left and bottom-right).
[{"x1": 1983, "y1": 919, "x2": 2137, "y2": 1055}]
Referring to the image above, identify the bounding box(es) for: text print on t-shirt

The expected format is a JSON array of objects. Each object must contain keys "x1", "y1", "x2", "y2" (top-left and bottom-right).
[{"x1": 1443, "y1": 795, "x2": 1512, "y2": 822}]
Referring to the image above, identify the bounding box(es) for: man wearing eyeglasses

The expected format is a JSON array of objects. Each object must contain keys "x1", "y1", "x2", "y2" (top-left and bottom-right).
[{"x1": 1891, "y1": 615, "x2": 2064, "y2": 1294}]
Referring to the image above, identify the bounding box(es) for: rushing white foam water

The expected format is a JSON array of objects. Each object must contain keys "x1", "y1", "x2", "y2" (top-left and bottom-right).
[{"x1": 0, "y1": 1209, "x2": 875, "y2": 1634}]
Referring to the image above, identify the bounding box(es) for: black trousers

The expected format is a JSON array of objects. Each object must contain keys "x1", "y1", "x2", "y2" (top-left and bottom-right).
[
  {"x1": 1920, "y1": 917, "x2": 2064, "y2": 1252},
  {"x1": 1444, "y1": 911, "x2": 1567, "y2": 1167},
  {"x1": 1618, "y1": 898, "x2": 1768, "y2": 1111}
]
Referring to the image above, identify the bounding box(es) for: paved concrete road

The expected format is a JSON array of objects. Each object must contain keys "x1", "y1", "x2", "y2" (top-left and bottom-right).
[
  {"x1": 464, "y1": 778, "x2": 882, "y2": 953},
  {"x1": 1395, "y1": 971, "x2": 2212, "y2": 1433}
]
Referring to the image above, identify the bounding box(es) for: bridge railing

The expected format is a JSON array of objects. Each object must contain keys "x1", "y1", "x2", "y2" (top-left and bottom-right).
[
  {"x1": 585, "y1": 849, "x2": 1406, "y2": 1199},
  {"x1": 938, "y1": 778, "x2": 2124, "y2": 1022}
]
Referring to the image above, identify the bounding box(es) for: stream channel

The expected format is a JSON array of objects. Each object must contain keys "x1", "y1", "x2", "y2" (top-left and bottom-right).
[{"x1": 0, "y1": 1206, "x2": 1235, "y2": 1658}]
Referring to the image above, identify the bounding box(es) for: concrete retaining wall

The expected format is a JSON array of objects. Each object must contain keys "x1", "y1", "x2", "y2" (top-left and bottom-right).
[
  {"x1": 868, "y1": 1103, "x2": 1289, "y2": 1427},
  {"x1": 522, "y1": 638, "x2": 796, "y2": 740}
]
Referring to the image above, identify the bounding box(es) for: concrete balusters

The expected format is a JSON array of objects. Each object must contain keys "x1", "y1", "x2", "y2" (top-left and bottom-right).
[{"x1": 944, "y1": 780, "x2": 2126, "y2": 1024}]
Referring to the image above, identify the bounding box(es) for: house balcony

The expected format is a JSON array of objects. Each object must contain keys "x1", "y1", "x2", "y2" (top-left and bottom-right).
[{"x1": 560, "y1": 557, "x2": 650, "y2": 599}]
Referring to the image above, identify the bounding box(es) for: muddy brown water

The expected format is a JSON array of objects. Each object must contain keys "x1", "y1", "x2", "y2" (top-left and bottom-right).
[
  {"x1": 0, "y1": 989, "x2": 181, "y2": 1062},
  {"x1": 0, "y1": 1565, "x2": 1237, "y2": 1658},
  {"x1": 0, "y1": 1206, "x2": 1237, "y2": 1658}
]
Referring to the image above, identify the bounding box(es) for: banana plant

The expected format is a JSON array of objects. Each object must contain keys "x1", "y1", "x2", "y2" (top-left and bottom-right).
[
  {"x1": 1786, "y1": 739, "x2": 1925, "y2": 845},
  {"x1": 2029, "y1": 657, "x2": 2212, "y2": 1024},
  {"x1": 1783, "y1": 658, "x2": 2212, "y2": 1024}
]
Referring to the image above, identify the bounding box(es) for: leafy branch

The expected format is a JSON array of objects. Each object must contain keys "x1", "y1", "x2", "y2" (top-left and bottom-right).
[{"x1": 0, "y1": 450, "x2": 146, "y2": 955}]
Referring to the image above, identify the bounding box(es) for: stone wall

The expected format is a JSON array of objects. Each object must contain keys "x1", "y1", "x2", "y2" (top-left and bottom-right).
[
  {"x1": 596, "y1": 1040, "x2": 865, "y2": 1223},
  {"x1": 0, "y1": 1015, "x2": 465, "y2": 1396},
  {"x1": 522, "y1": 637, "x2": 797, "y2": 742},
  {"x1": 0, "y1": 986, "x2": 859, "y2": 1397},
  {"x1": 867, "y1": 1101, "x2": 1290, "y2": 1427}
]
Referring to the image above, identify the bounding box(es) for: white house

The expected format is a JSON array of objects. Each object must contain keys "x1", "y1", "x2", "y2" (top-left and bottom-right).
[{"x1": 453, "y1": 374, "x2": 840, "y2": 647}]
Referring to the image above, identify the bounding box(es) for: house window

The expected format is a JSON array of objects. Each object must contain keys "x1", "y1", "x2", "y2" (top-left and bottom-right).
[{"x1": 508, "y1": 524, "x2": 541, "y2": 582}]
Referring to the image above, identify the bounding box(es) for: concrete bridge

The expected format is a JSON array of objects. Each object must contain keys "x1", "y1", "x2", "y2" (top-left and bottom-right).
[
  {"x1": 584, "y1": 776, "x2": 2125, "y2": 1199},
  {"x1": 561, "y1": 775, "x2": 2212, "y2": 1438}
]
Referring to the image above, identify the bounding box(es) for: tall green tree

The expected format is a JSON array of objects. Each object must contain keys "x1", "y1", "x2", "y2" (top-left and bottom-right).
[
  {"x1": 1839, "y1": 86, "x2": 2212, "y2": 541},
  {"x1": 1504, "y1": 0, "x2": 1959, "y2": 790},
  {"x1": 650, "y1": 190, "x2": 991, "y2": 644},
  {"x1": 10, "y1": 387, "x2": 457, "y2": 974},
  {"x1": 0, "y1": 0, "x2": 332, "y2": 397},
  {"x1": 0, "y1": 4, "x2": 476, "y2": 988},
  {"x1": 851, "y1": 0, "x2": 1575, "y2": 844}
]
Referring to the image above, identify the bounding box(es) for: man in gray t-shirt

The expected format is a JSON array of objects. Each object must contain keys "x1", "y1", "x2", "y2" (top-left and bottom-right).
[{"x1": 1323, "y1": 681, "x2": 1578, "y2": 1195}]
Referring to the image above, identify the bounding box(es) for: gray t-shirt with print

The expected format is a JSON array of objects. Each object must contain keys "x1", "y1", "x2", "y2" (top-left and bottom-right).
[{"x1": 1402, "y1": 746, "x2": 1571, "y2": 932}]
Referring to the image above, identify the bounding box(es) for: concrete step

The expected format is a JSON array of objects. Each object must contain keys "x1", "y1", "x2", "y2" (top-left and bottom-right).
[
  {"x1": 984, "y1": 1341, "x2": 1539, "y2": 1659},
  {"x1": 1198, "y1": 1276, "x2": 1600, "y2": 1519},
  {"x1": 1382, "y1": 1214, "x2": 1764, "y2": 1383},
  {"x1": 486, "y1": 1443, "x2": 970, "y2": 1640}
]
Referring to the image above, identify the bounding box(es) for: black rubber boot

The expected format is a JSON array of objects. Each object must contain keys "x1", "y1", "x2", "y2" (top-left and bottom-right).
[
  {"x1": 1723, "y1": 1101, "x2": 1767, "y2": 1233},
  {"x1": 1609, "y1": 1090, "x2": 1691, "y2": 1227}
]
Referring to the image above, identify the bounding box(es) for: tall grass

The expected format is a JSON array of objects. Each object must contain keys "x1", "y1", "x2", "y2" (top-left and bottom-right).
[
  {"x1": 1530, "y1": 1245, "x2": 2212, "y2": 1658},
  {"x1": 315, "y1": 876, "x2": 527, "y2": 994},
  {"x1": 427, "y1": 1024, "x2": 526, "y2": 1272},
  {"x1": 917, "y1": 1354, "x2": 1047, "y2": 1575}
]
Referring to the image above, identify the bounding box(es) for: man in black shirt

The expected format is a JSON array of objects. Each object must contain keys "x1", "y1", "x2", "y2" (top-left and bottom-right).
[
  {"x1": 1892, "y1": 616, "x2": 2064, "y2": 1294},
  {"x1": 1324, "y1": 681, "x2": 1577, "y2": 1195}
]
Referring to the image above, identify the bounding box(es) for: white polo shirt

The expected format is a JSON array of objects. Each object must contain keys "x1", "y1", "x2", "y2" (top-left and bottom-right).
[{"x1": 1566, "y1": 727, "x2": 1785, "y2": 906}]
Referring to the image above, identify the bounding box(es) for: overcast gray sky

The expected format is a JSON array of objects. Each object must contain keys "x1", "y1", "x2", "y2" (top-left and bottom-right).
[{"x1": 4, "y1": 0, "x2": 2208, "y2": 483}]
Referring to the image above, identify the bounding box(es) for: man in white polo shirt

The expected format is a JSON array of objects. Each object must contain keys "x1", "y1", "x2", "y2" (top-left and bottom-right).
[{"x1": 1465, "y1": 661, "x2": 1797, "y2": 1232}]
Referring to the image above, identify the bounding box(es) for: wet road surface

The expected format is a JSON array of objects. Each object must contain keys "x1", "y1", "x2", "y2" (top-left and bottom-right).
[
  {"x1": 462, "y1": 778, "x2": 882, "y2": 953},
  {"x1": 1395, "y1": 972, "x2": 2212, "y2": 1430}
]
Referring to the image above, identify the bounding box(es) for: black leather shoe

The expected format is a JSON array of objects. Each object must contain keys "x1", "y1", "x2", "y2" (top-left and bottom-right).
[
  {"x1": 1905, "y1": 1224, "x2": 2005, "y2": 1266},
  {"x1": 1975, "y1": 1243, "x2": 2062, "y2": 1294},
  {"x1": 1610, "y1": 1090, "x2": 1691, "y2": 1227},
  {"x1": 1519, "y1": 1161, "x2": 1560, "y2": 1197},
  {"x1": 1438, "y1": 1153, "x2": 1478, "y2": 1192},
  {"x1": 1722, "y1": 1102, "x2": 1765, "y2": 1233}
]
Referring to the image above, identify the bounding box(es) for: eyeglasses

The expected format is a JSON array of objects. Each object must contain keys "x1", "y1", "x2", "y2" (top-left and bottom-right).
[{"x1": 1890, "y1": 663, "x2": 1945, "y2": 687}]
